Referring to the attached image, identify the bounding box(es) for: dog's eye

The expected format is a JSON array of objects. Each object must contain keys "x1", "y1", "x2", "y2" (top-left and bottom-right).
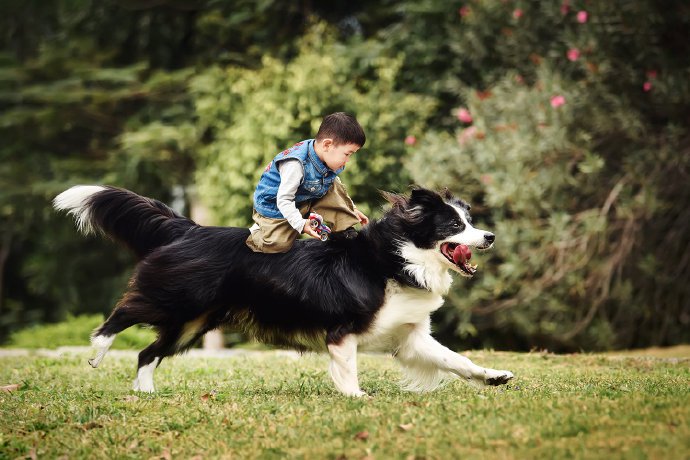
[{"x1": 453, "y1": 222, "x2": 461, "y2": 228}]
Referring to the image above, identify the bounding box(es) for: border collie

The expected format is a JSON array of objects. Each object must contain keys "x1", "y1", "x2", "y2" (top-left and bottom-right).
[{"x1": 54, "y1": 186, "x2": 513, "y2": 395}]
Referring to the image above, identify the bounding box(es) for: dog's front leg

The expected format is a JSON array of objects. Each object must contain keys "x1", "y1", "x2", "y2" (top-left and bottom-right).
[
  {"x1": 327, "y1": 334, "x2": 366, "y2": 397},
  {"x1": 396, "y1": 324, "x2": 514, "y2": 389}
]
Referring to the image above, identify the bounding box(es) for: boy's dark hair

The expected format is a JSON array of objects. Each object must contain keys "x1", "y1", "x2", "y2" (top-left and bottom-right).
[{"x1": 315, "y1": 112, "x2": 366, "y2": 147}]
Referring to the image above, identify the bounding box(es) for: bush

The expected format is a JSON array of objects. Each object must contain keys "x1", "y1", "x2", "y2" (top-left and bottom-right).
[
  {"x1": 408, "y1": 2, "x2": 690, "y2": 351},
  {"x1": 191, "y1": 24, "x2": 435, "y2": 225}
]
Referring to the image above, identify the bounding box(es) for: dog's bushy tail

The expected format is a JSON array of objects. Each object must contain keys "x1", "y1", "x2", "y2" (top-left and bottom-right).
[{"x1": 54, "y1": 185, "x2": 196, "y2": 259}]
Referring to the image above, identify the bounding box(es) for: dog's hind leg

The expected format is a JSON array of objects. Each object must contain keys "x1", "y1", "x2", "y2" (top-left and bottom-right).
[
  {"x1": 327, "y1": 334, "x2": 366, "y2": 397},
  {"x1": 395, "y1": 321, "x2": 514, "y2": 391},
  {"x1": 132, "y1": 326, "x2": 181, "y2": 393},
  {"x1": 88, "y1": 334, "x2": 115, "y2": 368},
  {"x1": 89, "y1": 298, "x2": 158, "y2": 368}
]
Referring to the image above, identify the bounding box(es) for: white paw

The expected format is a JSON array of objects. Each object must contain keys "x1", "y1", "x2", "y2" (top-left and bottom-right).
[
  {"x1": 132, "y1": 378, "x2": 155, "y2": 393},
  {"x1": 483, "y1": 369, "x2": 514, "y2": 386},
  {"x1": 340, "y1": 389, "x2": 368, "y2": 398}
]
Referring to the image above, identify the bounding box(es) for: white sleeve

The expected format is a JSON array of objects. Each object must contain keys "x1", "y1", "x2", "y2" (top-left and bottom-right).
[{"x1": 276, "y1": 159, "x2": 307, "y2": 233}]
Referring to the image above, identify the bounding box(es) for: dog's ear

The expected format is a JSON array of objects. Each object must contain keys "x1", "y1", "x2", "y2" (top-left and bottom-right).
[
  {"x1": 380, "y1": 191, "x2": 409, "y2": 210},
  {"x1": 438, "y1": 187, "x2": 471, "y2": 210},
  {"x1": 440, "y1": 187, "x2": 454, "y2": 201},
  {"x1": 409, "y1": 187, "x2": 444, "y2": 207}
]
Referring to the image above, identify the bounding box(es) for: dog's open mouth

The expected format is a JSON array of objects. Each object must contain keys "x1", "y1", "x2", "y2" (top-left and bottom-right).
[{"x1": 441, "y1": 242, "x2": 478, "y2": 276}]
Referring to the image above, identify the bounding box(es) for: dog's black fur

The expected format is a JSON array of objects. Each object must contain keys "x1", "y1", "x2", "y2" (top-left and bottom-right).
[
  {"x1": 55, "y1": 185, "x2": 513, "y2": 394},
  {"x1": 86, "y1": 187, "x2": 458, "y2": 346}
]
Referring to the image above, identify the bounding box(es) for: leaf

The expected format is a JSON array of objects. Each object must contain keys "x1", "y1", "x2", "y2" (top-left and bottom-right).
[
  {"x1": 398, "y1": 423, "x2": 414, "y2": 431},
  {"x1": 201, "y1": 390, "x2": 217, "y2": 402},
  {"x1": 354, "y1": 430, "x2": 369, "y2": 441},
  {"x1": 82, "y1": 421, "x2": 102, "y2": 430},
  {"x1": 1, "y1": 384, "x2": 20, "y2": 392}
]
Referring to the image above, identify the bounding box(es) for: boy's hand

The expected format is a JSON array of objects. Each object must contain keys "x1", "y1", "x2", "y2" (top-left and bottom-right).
[
  {"x1": 302, "y1": 220, "x2": 322, "y2": 239},
  {"x1": 354, "y1": 209, "x2": 369, "y2": 226}
]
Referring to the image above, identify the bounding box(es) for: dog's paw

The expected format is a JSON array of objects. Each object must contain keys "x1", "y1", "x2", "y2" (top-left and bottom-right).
[
  {"x1": 484, "y1": 369, "x2": 514, "y2": 386},
  {"x1": 340, "y1": 389, "x2": 368, "y2": 398},
  {"x1": 132, "y1": 378, "x2": 155, "y2": 393}
]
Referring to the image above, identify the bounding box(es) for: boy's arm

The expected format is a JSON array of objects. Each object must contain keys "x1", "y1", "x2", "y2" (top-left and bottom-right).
[
  {"x1": 353, "y1": 208, "x2": 369, "y2": 225},
  {"x1": 276, "y1": 159, "x2": 308, "y2": 233},
  {"x1": 337, "y1": 177, "x2": 369, "y2": 225}
]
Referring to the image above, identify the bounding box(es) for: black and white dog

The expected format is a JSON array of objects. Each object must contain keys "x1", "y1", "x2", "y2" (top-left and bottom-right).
[{"x1": 54, "y1": 185, "x2": 514, "y2": 395}]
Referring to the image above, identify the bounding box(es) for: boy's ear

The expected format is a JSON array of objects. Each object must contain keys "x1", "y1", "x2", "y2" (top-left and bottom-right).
[{"x1": 321, "y1": 138, "x2": 334, "y2": 149}]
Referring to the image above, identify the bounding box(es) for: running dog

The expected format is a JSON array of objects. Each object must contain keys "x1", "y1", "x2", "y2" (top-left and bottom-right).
[{"x1": 54, "y1": 185, "x2": 514, "y2": 395}]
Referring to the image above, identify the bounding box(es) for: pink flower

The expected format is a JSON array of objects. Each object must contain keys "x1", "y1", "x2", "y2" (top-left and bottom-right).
[
  {"x1": 567, "y1": 48, "x2": 580, "y2": 61},
  {"x1": 576, "y1": 10, "x2": 588, "y2": 23},
  {"x1": 458, "y1": 126, "x2": 478, "y2": 145},
  {"x1": 513, "y1": 9, "x2": 523, "y2": 19},
  {"x1": 643, "y1": 81, "x2": 652, "y2": 92},
  {"x1": 646, "y1": 70, "x2": 658, "y2": 79},
  {"x1": 560, "y1": 1, "x2": 570, "y2": 15},
  {"x1": 404, "y1": 135, "x2": 417, "y2": 145},
  {"x1": 458, "y1": 6, "x2": 471, "y2": 17},
  {"x1": 550, "y1": 95, "x2": 566, "y2": 108},
  {"x1": 457, "y1": 108, "x2": 473, "y2": 124}
]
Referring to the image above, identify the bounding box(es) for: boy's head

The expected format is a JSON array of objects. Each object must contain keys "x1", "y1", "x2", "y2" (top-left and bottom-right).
[{"x1": 314, "y1": 112, "x2": 366, "y2": 171}]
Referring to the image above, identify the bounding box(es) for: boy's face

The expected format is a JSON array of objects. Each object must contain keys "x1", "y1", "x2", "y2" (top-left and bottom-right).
[{"x1": 318, "y1": 139, "x2": 360, "y2": 171}]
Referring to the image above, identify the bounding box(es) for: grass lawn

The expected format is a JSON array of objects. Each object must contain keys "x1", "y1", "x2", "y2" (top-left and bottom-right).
[{"x1": 1, "y1": 348, "x2": 688, "y2": 459}]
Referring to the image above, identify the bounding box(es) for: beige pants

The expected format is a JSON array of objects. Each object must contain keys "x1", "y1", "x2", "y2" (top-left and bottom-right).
[{"x1": 246, "y1": 178, "x2": 361, "y2": 253}]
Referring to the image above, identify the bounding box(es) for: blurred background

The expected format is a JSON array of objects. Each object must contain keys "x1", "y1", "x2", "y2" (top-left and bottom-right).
[{"x1": 1, "y1": 0, "x2": 688, "y2": 352}]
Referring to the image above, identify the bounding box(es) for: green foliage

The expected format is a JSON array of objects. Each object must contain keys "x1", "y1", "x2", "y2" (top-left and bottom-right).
[
  {"x1": 409, "y1": 2, "x2": 690, "y2": 350},
  {"x1": 1, "y1": 0, "x2": 688, "y2": 351},
  {"x1": 7, "y1": 314, "x2": 155, "y2": 349},
  {"x1": 191, "y1": 25, "x2": 435, "y2": 225},
  {"x1": 0, "y1": 1, "x2": 199, "y2": 341},
  {"x1": 0, "y1": 0, "x2": 431, "y2": 342},
  {"x1": 0, "y1": 351, "x2": 688, "y2": 458}
]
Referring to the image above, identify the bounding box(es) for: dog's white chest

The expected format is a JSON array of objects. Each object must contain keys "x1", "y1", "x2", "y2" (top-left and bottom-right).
[{"x1": 358, "y1": 281, "x2": 444, "y2": 351}]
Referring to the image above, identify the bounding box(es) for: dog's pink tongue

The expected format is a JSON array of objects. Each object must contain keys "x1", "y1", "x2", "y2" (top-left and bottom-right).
[{"x1": 452, "y1": 245, "x2": 472, "y2": 264}]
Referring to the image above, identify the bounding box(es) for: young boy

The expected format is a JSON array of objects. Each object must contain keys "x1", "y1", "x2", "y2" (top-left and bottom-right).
[{"x1": 246, "y1": 112, "x2": 369, "y2": 253}]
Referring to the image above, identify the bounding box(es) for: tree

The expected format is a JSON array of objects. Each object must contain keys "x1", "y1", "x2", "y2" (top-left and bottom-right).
[
  {"x1": 0, "y1": 0, "x2": 199, "y2": 339},
  {"x1": 0, "y1": 0, "x2": 427, "y2": 341}
]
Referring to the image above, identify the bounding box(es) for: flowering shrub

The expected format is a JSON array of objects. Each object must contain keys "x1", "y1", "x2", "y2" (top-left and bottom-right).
[{"x1": 403, "y1": 1, "x2": 690, "y2": 350}]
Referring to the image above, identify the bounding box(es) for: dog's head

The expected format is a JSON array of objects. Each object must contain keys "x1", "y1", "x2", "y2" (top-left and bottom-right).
[{"x1": 383, "y1": 188, "x2": 495, "y2": 284}]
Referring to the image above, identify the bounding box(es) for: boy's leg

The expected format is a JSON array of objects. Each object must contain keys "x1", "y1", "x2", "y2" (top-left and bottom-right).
[
  {"x1": 310, "y1": 178, "x2": 361, "y2": 232},
  {"x1": 246, "y1": 210, "x2": 300, "y2": 253}
]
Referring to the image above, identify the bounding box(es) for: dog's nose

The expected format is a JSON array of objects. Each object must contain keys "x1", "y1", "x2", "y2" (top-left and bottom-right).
[{"x1": 484, "y1": 233, "x2": 495, "y2": 244}]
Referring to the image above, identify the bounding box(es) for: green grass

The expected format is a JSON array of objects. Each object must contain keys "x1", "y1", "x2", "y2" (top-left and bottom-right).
[{"x1": 1, "y1": 350, "x2": 688, "y2": 459}]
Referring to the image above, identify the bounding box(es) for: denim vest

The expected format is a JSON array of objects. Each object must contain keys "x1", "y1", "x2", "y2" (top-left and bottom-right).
[{"x1": 253, "y1": 139, "x2": 344, "y2": 219}]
